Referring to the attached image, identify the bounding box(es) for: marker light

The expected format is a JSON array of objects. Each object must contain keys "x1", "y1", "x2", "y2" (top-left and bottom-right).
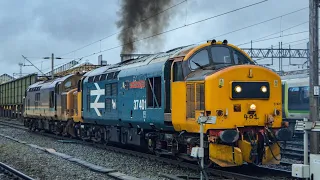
[
  {"x1": 235, "y1": 86, "x2": 242, "y2": 93},
  {"x1": 249, "y1": 104, "x2": 256, "y2": 111},
  {"x1": 261, "y1": 86, "x2": 267, "y2": 93}
]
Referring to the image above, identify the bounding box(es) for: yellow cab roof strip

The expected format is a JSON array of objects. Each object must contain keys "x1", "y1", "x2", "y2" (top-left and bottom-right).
[
  {"x1": 183, "y1": 42, "x2": 211, "y2": 60},
  {"x1": 183, "y1": 41, "x2": 254, "y2": 62}
]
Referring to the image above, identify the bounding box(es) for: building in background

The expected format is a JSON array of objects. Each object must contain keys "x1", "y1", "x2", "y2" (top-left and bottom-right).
[{"x1": 0, "y1": 74, "x2": 14, "y2": 84}]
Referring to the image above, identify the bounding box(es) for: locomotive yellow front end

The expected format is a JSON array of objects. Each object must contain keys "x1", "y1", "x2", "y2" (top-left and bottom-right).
[
  {"x1": 171, "y1": 40, "x2": 292, "y2": 167},
  {"x1": 205, "y1": 63, "x2": 289, "y2": 167}
]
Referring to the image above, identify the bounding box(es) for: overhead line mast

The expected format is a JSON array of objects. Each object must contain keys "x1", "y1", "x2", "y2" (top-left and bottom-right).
[{"x1": 309, "y1": 0, "x2": 319, "y2": 154}]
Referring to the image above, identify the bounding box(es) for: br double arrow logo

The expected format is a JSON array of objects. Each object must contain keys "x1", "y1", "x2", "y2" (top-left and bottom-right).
[{"x1": 90, "y1": 83, "x2": 105, "y2": 116}]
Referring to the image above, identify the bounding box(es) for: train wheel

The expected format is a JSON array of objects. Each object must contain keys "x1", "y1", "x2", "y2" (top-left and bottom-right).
[
  {"x1": 92, "y1": 130, "x2": 102, "y2": 143},
  {"x1": 29, "y1": 120, "x2": 37, "y2": 132},
  {"x1": 155, "y1": 150, "x2": 161, "y2": 157}
]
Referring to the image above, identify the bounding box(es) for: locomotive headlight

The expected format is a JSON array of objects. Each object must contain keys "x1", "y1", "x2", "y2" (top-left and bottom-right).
[
  {"x1": 235, "y1": 86, "x2": 242, "y2": 93},
  {"x1": 261, "y1": 86, "x2": 267, "y2": 93},
  {"x1": 249, "y1": 104, "x2": 256, "y2": 111}
]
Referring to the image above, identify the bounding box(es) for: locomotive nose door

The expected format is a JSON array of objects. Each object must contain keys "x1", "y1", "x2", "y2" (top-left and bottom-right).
[{"x1": 170, "y1": 57, "x2": 186, "y2": 131}]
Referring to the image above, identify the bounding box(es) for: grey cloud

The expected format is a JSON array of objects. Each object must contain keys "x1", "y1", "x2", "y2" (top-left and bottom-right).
[
  {"x1": 0, "y1": 1, "x2": 36, "y2": 42},
  {"x1": 0, "y1": 0, "x2": 313, "y2": 75},
  {"x1": 33, "y1": 0, "x2": 119, "y2": 43}
]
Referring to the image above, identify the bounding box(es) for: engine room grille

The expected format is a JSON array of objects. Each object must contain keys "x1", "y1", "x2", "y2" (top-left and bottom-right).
[
  {"x1": 105, "y1": 98, "x2": 111, "y2": 112},
  {"x1": 196, "y1": 84, "x2": 205, "y2": 110},
  {"x1": 186, "y1": 84, "x2": 195, "y2": 118},
  {"x1": 187, "y1": 83, "x2": 205, "y2": 118},
  {"x1": 111, "y1": 83, "x2": 117, "y2": 96},
  {"x1": 106, "y1": 84, "x2": 112, "y2": 96}
]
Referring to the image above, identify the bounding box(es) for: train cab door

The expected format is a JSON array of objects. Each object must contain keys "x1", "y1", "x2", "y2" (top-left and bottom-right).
[
  {"x1": 164, "y1": 60, "x2": 173, "y2": 125},
  {"x1": 281, "y1": 81, "x2": 286, "y2": 119},
  {"x1": 170, "y1": 57, "x2": 186, "y2": 131},
  {"x1": 54, "y1": 83, "x2": 60, "y2": 118}
]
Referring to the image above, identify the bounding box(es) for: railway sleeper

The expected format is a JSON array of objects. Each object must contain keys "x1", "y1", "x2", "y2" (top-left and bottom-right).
[
  {"x1": 23, "y1": 118, "x2": 213, "y2": 166},
  {"x1": 23, "y1": 118, "x2": 284, "y2": 168}
]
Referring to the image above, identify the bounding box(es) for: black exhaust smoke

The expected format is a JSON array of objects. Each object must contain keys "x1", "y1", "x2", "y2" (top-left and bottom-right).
[{"x1": 116, "y1": 0, "x2": 173, "y2": 56}]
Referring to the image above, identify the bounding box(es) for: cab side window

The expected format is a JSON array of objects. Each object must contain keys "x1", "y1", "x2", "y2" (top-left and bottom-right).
[
  {"x1": 234, "y1": 51, "x2": 254, "y2": 65},
  {"x1": 173, "y1": 62, "x2": 184, "y2": 81},
  {"x1": 189, "y1": 49, "x2": 210, "y2": 70}
]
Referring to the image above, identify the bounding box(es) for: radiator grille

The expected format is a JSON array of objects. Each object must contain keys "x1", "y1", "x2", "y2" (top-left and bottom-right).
[
  {"x1": 186, "y1": 84, "x2": 195, "y2": 118},
  {"x1": 196, "y1": 83, "x2": 205, "y2": 110},
  {"x1": 187, "y1": 83, "x2": 204, "y2": 118}
]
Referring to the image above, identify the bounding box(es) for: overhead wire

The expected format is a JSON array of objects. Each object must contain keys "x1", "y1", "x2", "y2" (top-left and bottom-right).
[
  {"x1": 24, "y1": 57, "x2": 78, "y2": 60},
  {"x1": 242, "y1": 17, "x2": 320, "y2": 49},
  {"x1": 193, "y1": 7, "x2": 308, "y2": 44},
  {"x1": 286, "y1": 40, "x2": 309, "y2": 47},
  {"x1": 272, "y1": 38, "x2": 309, "y2": 48},
  {"x1": 236, "y1": 30, "x2": 309, "y2": 46},
  {"x1": 40, "y1": 62, "x2": 71, "y2": 73},
  {"x1": 253, "y1": 37, "x2": 310, "y2": 63},
  {"x1": 255, "y1": 21, "x2": 308, "y2": 41},
  {"x1": 58, "y1": 0, "x2": 188, "y2": 57},
  {"x1": 62, "y1": 0, "x2": 268, "y2": 62}
]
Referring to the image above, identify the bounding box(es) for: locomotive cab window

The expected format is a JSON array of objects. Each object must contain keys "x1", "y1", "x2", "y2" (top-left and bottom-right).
[
  {"x1": 211, "y1": 46, "x2": 231, "y2": 64},
  {"x1": 77, "y1": 80, "x2": 82, "y2": 91},
  {"x1": 189, "y1": 49, "x2": 210, "y2": 70},
  {"x1": 173, "y1": 61, "x2": 184, "y2": 82},
  {"x1": 233, "y1": 50, "x2": 253, "y2": 65}
]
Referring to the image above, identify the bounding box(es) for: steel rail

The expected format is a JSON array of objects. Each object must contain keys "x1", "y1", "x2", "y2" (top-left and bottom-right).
[
  {"x1": 0, "y1": 162, "x2": 34, "y2": 180},
  {"x1": 0, "y1": 119, "x2": 292, "y2": 180}
]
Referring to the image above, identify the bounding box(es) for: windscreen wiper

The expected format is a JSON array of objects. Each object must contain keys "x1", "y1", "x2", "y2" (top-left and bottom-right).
[{"x1": 192, "y1": 61, "x2": 204, "y2": 69}]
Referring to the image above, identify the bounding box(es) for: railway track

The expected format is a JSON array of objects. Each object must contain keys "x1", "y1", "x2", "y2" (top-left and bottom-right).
[
  {"x1": 0, "y1": 119, "x2": 292, "y2": 180},
  {"x1": 280, "y1": 141, "x2": 309, "y2": 161},
  {"x1": 0, "y1": 162, "x2": 34, "y2": 180}
]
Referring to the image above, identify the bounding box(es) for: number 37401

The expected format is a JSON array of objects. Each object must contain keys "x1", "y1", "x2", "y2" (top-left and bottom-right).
[{"x1": 244, "y1": 113, "x2": 259, "y2": 120}]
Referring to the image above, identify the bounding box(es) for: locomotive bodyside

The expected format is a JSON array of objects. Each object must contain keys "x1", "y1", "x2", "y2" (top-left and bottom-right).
[
  {"x1": 23, "y1": 41, "x2": 291, "y2": 167},
  {"x1": 81, "y1": 46, "x2": 195, "y2": 130},
  {"x1": 169, "y1": 41, "x2": 289, "y2": 166},
  {"x1": 282, "y1": 77, "x2": 309, "y2": 120},
  {"x1": 24, "y1": 74, "x2": 81, "y2": 132},
  {"x1": 72, "y1": 89, "x2": 83, "y2": 123}
]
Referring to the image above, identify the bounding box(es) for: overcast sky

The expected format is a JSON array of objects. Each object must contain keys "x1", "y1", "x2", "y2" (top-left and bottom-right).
[{"x1": 0, "y1": 0, "x2": 311, "y2": 77}]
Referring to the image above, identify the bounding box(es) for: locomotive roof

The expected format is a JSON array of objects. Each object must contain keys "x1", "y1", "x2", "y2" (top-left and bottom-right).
[
  {"x1": 281, "y1": 73, "x2": 309, "y2": 80},
  {"x1": 27, "y1": 74, "x2": 74, "y2": 91},
  {"x1": 283, "y1": 77, "x2": 308, "y2": 87},
  {"x1": 84, "y1": 44, "x2": 197, "y2": 78}
]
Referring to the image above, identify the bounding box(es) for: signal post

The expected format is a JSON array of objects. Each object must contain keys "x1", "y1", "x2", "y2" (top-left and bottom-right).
[
  {"x1": 292, "y1": 0, "x2": 320, "y2": 179},
  {"x1": 309, "y1": 0, "x2": 320, "y2": 155}
]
